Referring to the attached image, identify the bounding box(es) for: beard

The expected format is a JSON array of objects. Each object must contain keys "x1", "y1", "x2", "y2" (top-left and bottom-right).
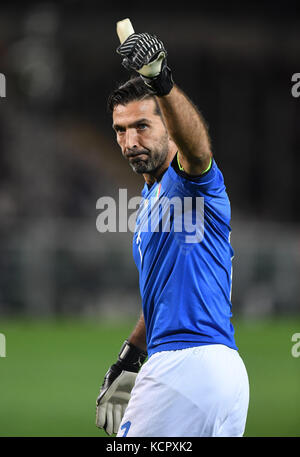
[{"x1": 128, "y1": 134, "x2": 169, "y2": 175}]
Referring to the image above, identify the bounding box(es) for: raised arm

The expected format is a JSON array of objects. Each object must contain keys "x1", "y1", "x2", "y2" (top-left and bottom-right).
[
  {"x1": 156, "y1": 86, "x2": 212, "y2": 175},
  {"x1": 116, "y1": 27, "x2": 212, "y2": 175}
]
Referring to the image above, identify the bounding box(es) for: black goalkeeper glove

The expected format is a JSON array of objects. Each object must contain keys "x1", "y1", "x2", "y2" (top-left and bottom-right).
[
  {"x1": 95, "y1": 340, "x2": 147, "y2": 435},
  {"x1": 116, "y1": 32, "x2": 174, "y2": 96}
]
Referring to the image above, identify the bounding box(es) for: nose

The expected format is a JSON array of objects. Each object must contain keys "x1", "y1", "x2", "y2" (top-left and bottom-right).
[{"x1": 124, "y1": 128, "x2": 139, "y2": 152}]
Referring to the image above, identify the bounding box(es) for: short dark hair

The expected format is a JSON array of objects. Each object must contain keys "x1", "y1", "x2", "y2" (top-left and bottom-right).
[{"x1": 107, "y1": 76, "x2": 162, "y2": 117}]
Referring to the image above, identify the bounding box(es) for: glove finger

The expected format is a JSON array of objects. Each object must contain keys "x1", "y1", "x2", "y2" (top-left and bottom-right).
[
  {"x1": 132, "y1": 39, "x2": 153, "y2": 67},
  {"x1": 96, "y1": 401, "x2": 107, "y2": 428},
  {"x1": 122, "y1": 403, "x2": 127, "y2": 418},
  {"x1": 117, "y1": 34, "x2": 140, "y2": 55},
  {"x1": 132, "y1": 46, "x2": 149, "y2": 68},
  {"x1": 134, "y1": 45, "x2": 164, "y2": 68},
  {"x1": 105, "y1": 402, "x2": 114, "y2": 436},
  {"x1": 113, "y1": 404, "x2": 122, "y2": 434},
  {"x1": 121, "y1": 58, "x2": 133, "y2": 71}
]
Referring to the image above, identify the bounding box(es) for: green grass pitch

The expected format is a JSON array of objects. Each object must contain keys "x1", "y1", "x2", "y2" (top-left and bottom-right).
[{"x1": 0, "y1": 317, "x2": 299, "y2": 436}]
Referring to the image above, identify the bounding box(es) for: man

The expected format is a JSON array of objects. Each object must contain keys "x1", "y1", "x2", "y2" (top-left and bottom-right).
[{"x1": 96, "y1": 30, "x2": 249, "y2": 437}]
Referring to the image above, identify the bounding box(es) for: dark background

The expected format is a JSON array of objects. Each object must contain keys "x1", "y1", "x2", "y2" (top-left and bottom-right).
[
  {"x1": 0, "y1": 0, "x2": 300, "y2": 439},
  {"x1": 0, "y1": 0, "x2": 299, "y2": 317}
]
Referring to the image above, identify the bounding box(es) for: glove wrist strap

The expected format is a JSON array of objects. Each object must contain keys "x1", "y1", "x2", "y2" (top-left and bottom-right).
[
  {"x1": 118, "y1": 340, "x2": 147, "y2": 371},
  {"x1": 142, "y1": 65, "x2": 174, "y2": 97}
]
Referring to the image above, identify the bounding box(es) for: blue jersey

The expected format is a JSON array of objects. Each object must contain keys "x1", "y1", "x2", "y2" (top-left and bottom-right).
[{"x1": 133, "y1": 156, "x2": 237, "y2": 357}]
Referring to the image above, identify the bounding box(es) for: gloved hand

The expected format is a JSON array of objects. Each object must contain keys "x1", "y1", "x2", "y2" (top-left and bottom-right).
[
  {"x1": 116, "y1": 32, "x2": 174, "y2": 96},
  {"x1": 95, "y1": 340, "x2": 147, "y2": 435}
]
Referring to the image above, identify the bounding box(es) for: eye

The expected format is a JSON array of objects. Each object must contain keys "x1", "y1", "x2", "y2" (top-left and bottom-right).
[{"x1": 137, "y1": 123, "x2": 148, "y2": 130}]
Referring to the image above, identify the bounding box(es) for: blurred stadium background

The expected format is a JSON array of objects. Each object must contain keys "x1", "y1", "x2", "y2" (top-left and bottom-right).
[{"x1": 0, "y1": 0, "x2": 299, "y2": 437}]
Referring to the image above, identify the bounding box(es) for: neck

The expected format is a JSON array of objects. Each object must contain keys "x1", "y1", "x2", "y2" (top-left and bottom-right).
[{"x1": 143, "y1": 148, "x2": 177, "y2": 187}]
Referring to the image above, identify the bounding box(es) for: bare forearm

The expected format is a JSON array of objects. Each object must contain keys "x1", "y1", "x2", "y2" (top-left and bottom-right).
[
  {"x1": 128, "y1": 312, "x2": 147, "y2": 352},
  {"x1": 156, "y1": 85, "x2": 212, "y2": 174}
]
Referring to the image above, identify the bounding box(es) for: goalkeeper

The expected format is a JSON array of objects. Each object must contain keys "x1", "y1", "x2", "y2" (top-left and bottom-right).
[{"x1": 96, "y1": 27, "x2": 249, "y2": 437}]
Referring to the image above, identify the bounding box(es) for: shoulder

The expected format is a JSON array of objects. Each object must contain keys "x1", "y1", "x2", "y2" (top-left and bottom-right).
[{"x1": 168, "y1": 153, "x2": 225, "y2": 196}]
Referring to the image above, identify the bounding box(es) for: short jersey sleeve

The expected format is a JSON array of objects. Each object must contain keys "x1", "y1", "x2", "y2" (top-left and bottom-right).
[{"x1": 169, "y1": 155, "x2": 226, "y2": 197}]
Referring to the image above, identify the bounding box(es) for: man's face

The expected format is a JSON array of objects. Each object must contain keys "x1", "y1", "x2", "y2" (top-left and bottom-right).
[{"x1": 112, "y1": 98, "x2": 170, "y2": 174}]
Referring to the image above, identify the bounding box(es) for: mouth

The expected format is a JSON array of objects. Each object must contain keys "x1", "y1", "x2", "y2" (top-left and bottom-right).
[{"x1": 128, "y1": 153, "x2": 149, "y2": 161}]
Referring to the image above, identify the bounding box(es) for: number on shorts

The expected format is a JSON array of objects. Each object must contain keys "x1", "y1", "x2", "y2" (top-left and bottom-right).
[{"x1": 120, "y1": 420, "x2": 131, "y2": 437}]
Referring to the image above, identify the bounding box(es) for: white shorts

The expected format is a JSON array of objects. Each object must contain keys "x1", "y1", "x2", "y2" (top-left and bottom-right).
[{"x1": 117, "y1": 344, "x2": 249, "y2": 437}]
